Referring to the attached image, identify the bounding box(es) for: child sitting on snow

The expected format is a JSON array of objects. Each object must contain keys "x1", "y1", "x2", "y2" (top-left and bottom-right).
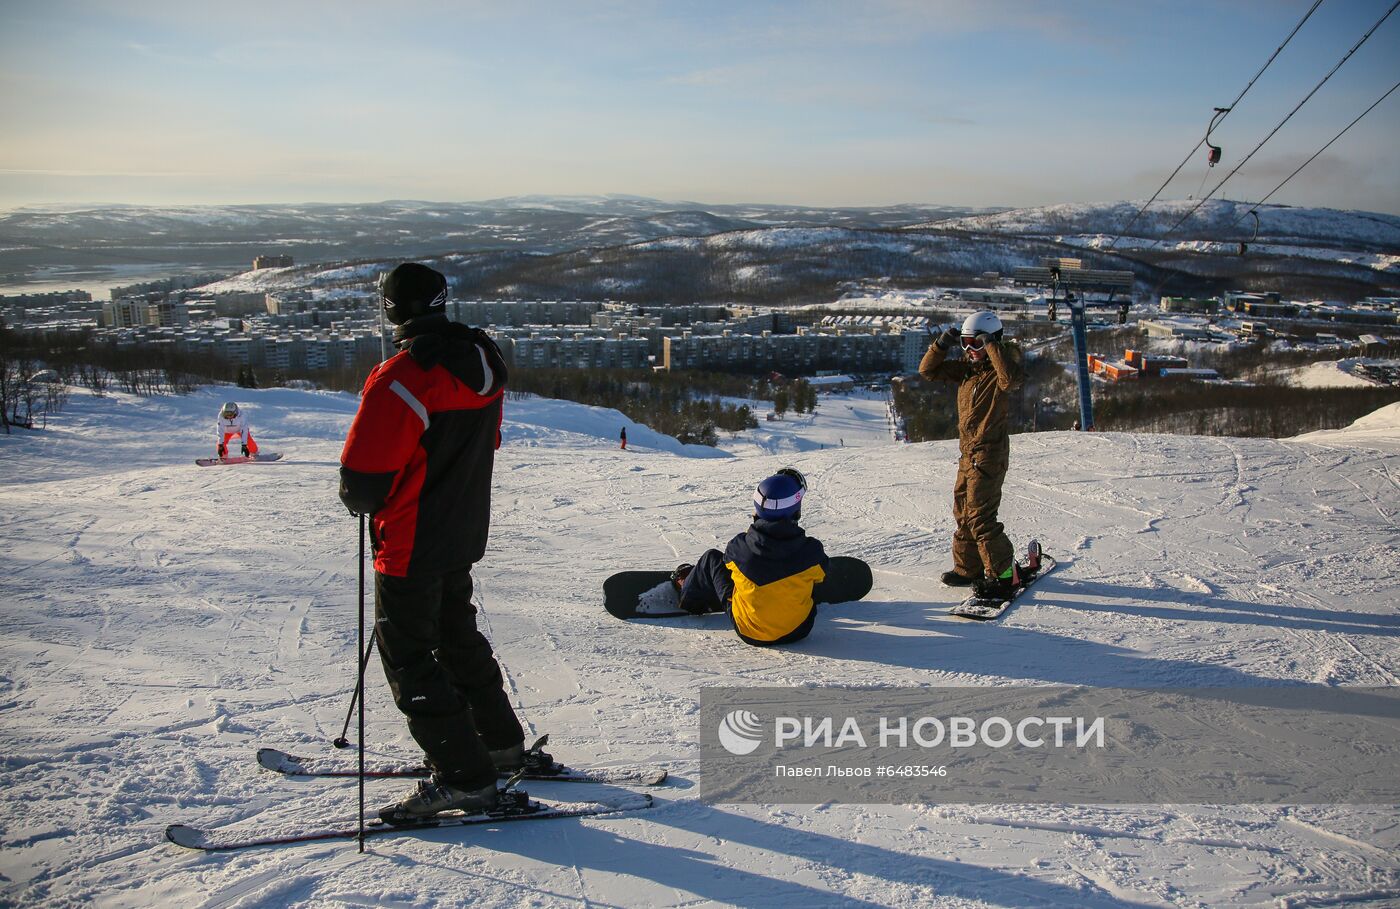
[{"x1": 667, "y1": 468, "x2": 829, "y2": 647}]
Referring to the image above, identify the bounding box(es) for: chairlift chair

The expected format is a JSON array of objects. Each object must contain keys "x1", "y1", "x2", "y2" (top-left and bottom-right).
[{"x1": 1205, "y1": 106, "x2": 1231, "y2": 167}]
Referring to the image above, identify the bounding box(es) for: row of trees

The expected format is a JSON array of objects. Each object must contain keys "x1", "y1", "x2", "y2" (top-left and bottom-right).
[
  {"x1": 772, "y1": 380, "x2": 819, "y2": 418},
  {"x1": 0, "y1": 324, "x2": 234, "y2": 433},
  {"x1": 1094, "y1": 381, "x2": 1400, "y2": 438},
  {"x1": 0, "y1": 350, "x2": 66, "y2": 432}
]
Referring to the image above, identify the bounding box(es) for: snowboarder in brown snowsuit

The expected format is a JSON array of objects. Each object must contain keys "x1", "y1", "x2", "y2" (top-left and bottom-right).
[{"x1": 918, "y1": 311, "x2": 1025, "y2": 600}]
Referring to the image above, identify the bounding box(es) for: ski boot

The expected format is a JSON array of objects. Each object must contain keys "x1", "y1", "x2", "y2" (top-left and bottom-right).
[
  {"x1": 490, "y1": 734, "x2": 559, "y2": 776},
  {"x1": 378, "y1": 775, "x2": 503, "y2": 825}
]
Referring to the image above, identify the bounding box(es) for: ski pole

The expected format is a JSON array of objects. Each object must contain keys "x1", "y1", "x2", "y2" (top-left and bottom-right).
[
  {"x1": 357, "y1": 513, "x2": 366, "y2": 854},
  {"x1": 332, "y1": 635, "x2": 376, "y2": 749}
]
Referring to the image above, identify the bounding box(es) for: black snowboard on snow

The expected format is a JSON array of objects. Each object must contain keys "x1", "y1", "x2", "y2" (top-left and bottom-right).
[
  {"x1": 948, "y1": 541, "x2": 1056, "y2": 621},
  {"x1": 604, "y1": 555, "x2": 873, "y2": 620},
  {"x1": 195, "y1": 452, "x2": 283, "y2": 467}
]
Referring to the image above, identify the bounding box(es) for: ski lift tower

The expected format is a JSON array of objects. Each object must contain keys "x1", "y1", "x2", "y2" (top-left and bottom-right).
[{"x1": 1012, "y1": 259, "x2": 1135, "y2": 432}]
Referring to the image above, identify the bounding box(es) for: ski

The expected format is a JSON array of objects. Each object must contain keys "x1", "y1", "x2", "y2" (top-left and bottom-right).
[
  {"x1": 165, "y1": 792, "x2": 653, "y2": 852},
  {"x1": 257, "y1": 747, "x2": 668, "y2": 787}
]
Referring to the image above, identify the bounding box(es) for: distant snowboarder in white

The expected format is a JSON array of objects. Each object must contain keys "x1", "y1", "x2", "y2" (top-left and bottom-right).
[{"x1": 215, "y1": 401, "x2": 259, "y2": 460}]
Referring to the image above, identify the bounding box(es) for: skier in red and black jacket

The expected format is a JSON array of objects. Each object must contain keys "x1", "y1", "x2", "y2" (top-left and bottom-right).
[{"x1": 339, "y1": 262, "x2": 535, "y2": 824}]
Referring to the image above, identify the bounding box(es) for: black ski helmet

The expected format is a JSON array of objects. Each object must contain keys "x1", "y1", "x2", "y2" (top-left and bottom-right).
[{"x1": 378, "y1": 262, "x2": 448, "y2": 326}]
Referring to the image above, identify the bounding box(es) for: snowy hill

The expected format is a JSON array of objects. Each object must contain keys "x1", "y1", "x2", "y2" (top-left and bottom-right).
[
  {"x1": 1283, "y1": 358, "x2": 1400, "y2": 389},
  {"x1": 0, "y1": 197, "x2": 987, "y2": 282},
  {"x1": 2, "y1": 387, "x2": 1399, "y2": 907},
  {"x1": 187, "y1": 199, "x2": 1400, "y2": 310},
  {"x1": 924, "y1": 199, "x2": 1400, "y2": 254}
]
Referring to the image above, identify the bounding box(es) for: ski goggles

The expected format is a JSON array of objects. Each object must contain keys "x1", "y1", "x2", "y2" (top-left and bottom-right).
[
  {"x1": 222, "y1": 409, "x2": 238, "y2": 418},
  {"x1": 776, "y1": 466, "x2": 807, "y2": 492},
  {"x1": 379, "y1": 282, "x2": 449, "y2": 314},
  {"x1": 960, "y1": 335, "x2": 986, "y2": 351}
]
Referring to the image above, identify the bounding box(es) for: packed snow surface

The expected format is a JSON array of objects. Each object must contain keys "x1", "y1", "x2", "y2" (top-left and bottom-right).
[{"x1": 2, "y1": 386, "x2": 1399, "y2": 907}]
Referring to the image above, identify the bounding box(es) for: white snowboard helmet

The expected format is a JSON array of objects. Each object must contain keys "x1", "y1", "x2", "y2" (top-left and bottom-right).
[
  {"x1": 960, "y1": 311, "x2": 1004, "y2": 342},
  {"x1": 221, "y1": 401, "x2": 240, "y2": 419}
]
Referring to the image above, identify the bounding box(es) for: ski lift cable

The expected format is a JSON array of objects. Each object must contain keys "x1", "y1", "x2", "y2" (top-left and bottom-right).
[
  {"x1": 1191, "y1": 162, "x2": 1213, "y2": 201},
  {"x1": 1106, "y1": 0, "x2": 1326, "y2": 250},
  {"x1": 1227, "y1": 77, "x2": 1400, "y2": 231},
  {"x1": 1155, "y1": 0, "x2": 1400, "y2": 245}
]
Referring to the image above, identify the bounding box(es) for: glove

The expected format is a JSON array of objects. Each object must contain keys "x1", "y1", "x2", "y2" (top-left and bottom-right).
[
  {"x1": 241, "y1": 445, "x2": 250, "y2": 457},
  {"x1": 217, "y1": 444, "x2": 227, "y2": 458},
  {"x1": 935, "y1": 328, "x2": 959, "y2": 351}
]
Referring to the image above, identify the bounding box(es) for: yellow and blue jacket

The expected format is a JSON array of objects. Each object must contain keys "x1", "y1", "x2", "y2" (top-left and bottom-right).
[{"x1": 722, "y1": 519, "x2": 828, "y2": 643}]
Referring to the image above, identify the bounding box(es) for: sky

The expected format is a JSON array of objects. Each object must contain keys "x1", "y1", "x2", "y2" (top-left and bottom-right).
[{"x1": 1, "y1": 0, "x2": 1397, "y2": 213}]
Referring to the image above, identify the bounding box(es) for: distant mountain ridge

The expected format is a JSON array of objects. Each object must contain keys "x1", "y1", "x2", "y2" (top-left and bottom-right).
[
  {"x1": 0, "y1": 196, "x2": 992, "y2": 264},
  {"x1": 922, "y1": 198, "x2": 1400, "y2": 253},
  {"x1": 2, "y1": 196, "x2": 1394, "y2": 304}
]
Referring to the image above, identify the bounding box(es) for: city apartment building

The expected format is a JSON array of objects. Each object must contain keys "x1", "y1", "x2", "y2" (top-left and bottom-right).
[
  {"x1": 105, "y1": 322, "x2": 381, "y2": 372},
  {"x1": 71, "y1": 289, "x2": 996, "y2": 379},
  {"x1": 1160, "y1": 296, "x2": 1221, "y2": 314},
  {"x1": 662, "y1": 327, "x2": 911, "y2": 374},
  {"x1": 101, "y1": 297, "x2": 189, "y2": 329},
  {"x1": 496, "y1": 333, "x2": 654, "y2": 370},
  {"x1": 452, "y1": 300, "x2": 606, "y2": 327}
]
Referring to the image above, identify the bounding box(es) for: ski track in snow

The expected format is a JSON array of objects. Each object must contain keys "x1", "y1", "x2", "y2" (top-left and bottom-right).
[{"x1": 1, "y1": 388, "x2": 1398, "y2": 907}]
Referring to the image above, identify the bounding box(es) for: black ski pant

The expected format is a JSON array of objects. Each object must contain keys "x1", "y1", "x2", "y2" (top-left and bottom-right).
[
  {"x1": 374, "y1": 565, "x2": 523, "y2": 789},
  {"x1": 678, "y1": 548, "x2": 732, "y2": 616}
]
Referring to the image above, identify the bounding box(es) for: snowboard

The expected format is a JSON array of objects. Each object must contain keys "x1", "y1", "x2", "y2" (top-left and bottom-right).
[
  {"x1": 948, "y1": 541, "x2": 1056, "y2": 621},
  {"x1": 195, "y1": 452, "x2": 283, "y2": 467},
  {"x1": 604, "y1": 555, "x2": 873, "y2": 620}
]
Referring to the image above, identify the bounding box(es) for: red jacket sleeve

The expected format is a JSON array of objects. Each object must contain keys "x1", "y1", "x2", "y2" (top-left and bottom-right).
[{"x1": 339, "y1": 358, "x2": 429, "y2": 515}]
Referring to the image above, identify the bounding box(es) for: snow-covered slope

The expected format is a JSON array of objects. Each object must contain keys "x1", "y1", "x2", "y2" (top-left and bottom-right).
[
  {"x1": 1294, "y1": 400, "x2": 1400, "y2": 441},
  {"x1": 1283, "y1": 358, "x2": 1400, "y2": 389},
  {"x1": 2, "y1": 387, "x2": 1398, "y2": 907}
]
